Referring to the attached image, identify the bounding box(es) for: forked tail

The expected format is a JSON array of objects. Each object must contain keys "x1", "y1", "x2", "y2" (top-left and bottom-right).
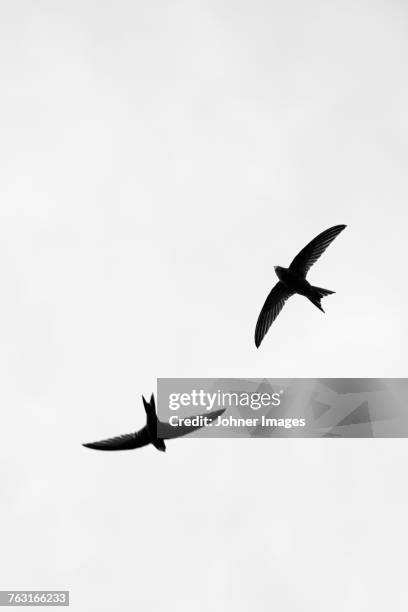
[{"x1": 309, "y1": 285, "x2": 335, "y2": 313}]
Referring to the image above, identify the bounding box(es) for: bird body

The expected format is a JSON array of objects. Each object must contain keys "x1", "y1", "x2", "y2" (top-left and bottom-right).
[
  {"x1": 255, "y1": 224, "x2": 346, "y2": 347},
  {"x1": 143, "y1": 395, "x2": 167, "y2": 452},
  {"x1": 274, "y1": 265, "x2": 334, "y2": 311},
  {"x1": 274, "y1": 265, "x2": 313, "y2": 295}
]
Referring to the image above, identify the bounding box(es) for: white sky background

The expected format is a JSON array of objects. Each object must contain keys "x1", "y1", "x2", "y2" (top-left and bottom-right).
[{"x1": 1, "y1": 1, "x2": 407, "y2": 610}]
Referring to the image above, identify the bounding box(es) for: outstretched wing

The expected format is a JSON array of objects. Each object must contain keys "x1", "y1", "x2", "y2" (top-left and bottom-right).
[
  {"x1": 159, "y1": 409, "x2": 225, "y2": 439},
  {"x1": 255, "y1": 282, "x2": 294, "y2": 347},
  {"x1": 289, "y1": 224, "x2": 346, "y2": 277},
  {"x1": 82, "y1": 426, "x2": 151, "y2": 451}
]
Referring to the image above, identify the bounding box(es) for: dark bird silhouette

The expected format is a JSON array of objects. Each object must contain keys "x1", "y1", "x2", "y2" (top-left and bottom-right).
[
  {"x1": 82, "y1": 394, "x2": 224, "y2": 452},
  {"x1": 255, "y1": 224, "x2": 346, "y2": 348}
]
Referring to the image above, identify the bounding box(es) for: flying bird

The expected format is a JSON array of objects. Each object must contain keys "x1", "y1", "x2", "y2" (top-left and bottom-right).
[
  {"x1": 255, "y1": 224, "x2": 346, "y2": 348},
  {"x1": 82, "y1": 394, "x2": 224, "y2": 452}
]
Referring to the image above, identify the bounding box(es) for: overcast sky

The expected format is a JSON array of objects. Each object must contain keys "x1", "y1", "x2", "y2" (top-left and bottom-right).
[{"x1": 1, "y1": 1, "x2": 407, "y2": 610}]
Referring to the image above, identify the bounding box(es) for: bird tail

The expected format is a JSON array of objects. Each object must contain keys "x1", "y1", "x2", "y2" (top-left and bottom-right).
[
  {"x1": 152, "y1": 438, "x2": 166, "y2": 452},
  {"x1": 309, "y1": 286, "x2": 335, "y2": 313}
]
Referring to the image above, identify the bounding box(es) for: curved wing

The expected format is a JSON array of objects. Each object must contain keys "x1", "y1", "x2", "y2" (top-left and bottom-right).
[
  {"x1": 255, "y1": 282, "x2": 294, "y2": 347},
  {"x1": 289, "y1": 224, "x2": 346, "y2": 277},
  {"x1": 159, "y1": 409, "x2": 225, "y2": 439},
  {"x1": 82, "y1": 426, "x2": 151, "y2": 451}
]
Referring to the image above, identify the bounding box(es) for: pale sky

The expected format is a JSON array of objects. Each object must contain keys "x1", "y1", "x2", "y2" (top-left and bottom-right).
[{"x1": 1, "y1": 1, "x2": 407, "y2": 610}]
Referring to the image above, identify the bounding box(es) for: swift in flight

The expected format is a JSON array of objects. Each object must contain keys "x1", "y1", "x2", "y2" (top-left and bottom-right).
[
  {"x1": 83, "y1": 394, "x2": 224, "y2": 452},
  {"x1": 255, "y1": 224, "x2": 347, "y2": 347}
]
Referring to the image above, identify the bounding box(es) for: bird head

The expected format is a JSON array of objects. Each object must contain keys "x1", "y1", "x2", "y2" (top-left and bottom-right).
[{"x1": 274, "y1": 266, "x2": 284, "y2": 280}]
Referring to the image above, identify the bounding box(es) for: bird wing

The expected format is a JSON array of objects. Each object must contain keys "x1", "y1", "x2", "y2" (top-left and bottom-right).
[
  {"x1": 255, "y1": 281, "x2": 294, "y2": 347},
  {"x1": 158, "y1": 409, "x2": 225, "y2": 439},
  {"x1": 82, "y1": 426, "x2": 151, "y2": 451},
  {"x1": 289, "y1": 224, "x2": 346, "y2": 277}
]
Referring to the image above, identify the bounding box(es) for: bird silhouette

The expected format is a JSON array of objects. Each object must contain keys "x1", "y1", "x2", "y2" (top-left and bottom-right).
[
  {"x1": 255, "y1": 224, "x2": 346, "y2": 348},
  {"x1": 82, "y1": 394, "x2": 224, "y2": 452}
]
